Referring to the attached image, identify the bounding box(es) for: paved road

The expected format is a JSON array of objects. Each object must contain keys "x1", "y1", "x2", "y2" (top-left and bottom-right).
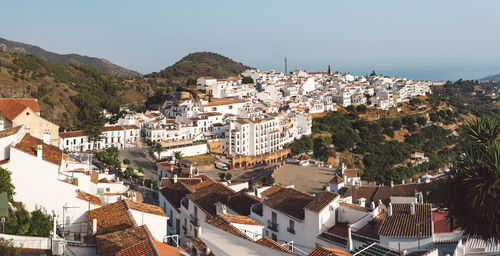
[{"x1": 119, "y1": 145, "x2": 157, "y2": 180}]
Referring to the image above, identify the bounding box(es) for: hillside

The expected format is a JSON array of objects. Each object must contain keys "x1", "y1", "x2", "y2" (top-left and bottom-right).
[
  {"x1": 147, "y1": 52, "x2": 250, "y2": 86},
  {"x1": 481, "y1": 72, "x2": 500, "y2": 82},
  {"x1": 0, "y1": 50, "x2": 149, "y2": 128},
  {"x1": 0, "y1": 37, "x2": 141, "y2": 77}
]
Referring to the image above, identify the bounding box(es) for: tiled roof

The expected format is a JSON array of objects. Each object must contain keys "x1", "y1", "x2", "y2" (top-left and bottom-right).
[
  {"x1": 103, "y1": 126, "x2": 124, "y2": 132},
  {"x1": 378, "y1": 203, "x2": 432, "y2": 237},
  {"x1": 152, "y1": 240, "x2": 183, "y2": 256},
  {"x1": 76, "y1": 190, "x2": 102, "y2": 206},
  {"x1": 227, "y1": 189, "x2": 260, "y2": 216},
  {"x1": 353, "y1": 212, "x2": 385, "y2": 241},
  {"x1": 264, "y1": 188, "x2": 314, "y2": 220},
  {"x1": 372, "y1": 183, "x2": 433, "y2": 205},
  {"x1": 351, "y1": 243, "x2": 401, "y2": 256},
  {"x1": 159, "y1": 182, "x2": 193, "y2": 209},
  {"x1": 255, "y1": 236, "x2": 296, "y2": 254},
  {"x1": 122, "y1": 124, "x2": 140, "y2": 130},
  {"x1": 339, "y1": 202, "x2": 370, "y2": 213},
  {"x1": 307, "y1": 247, "x2": 352, "y2": 256},
  {"x1": 342, "y1": 169, "x2": 359, "y2": 178},
  {"x1": 192, "y1": 236, "x2": 208, "y2": 252},
  {"x1": 14, "y1": 134, "x2": 62, "y2": 165},
  {"x1": 206, "y1": 215, "x2": 253, "y2": 241},
  {"x1": 218, "y1": 212, "x2": 262, "y2": 226},
  {"x1": 329, "y1": 175, "x2": 344, "y2": 185},
  {"x1": 260, "y1": 185, "x2": 285, "y2": 197},
  {"x1": 59, "y1": 130, "x2": 88, "y2": 138},
  {"x1": 87, "y1": 200, "x2": 135, "y2": 235},
  {"x1": 159, "y1": 177, "x2": 203, "y2": 188},
  {"x1": 304, "y1": 191, "x2": 339, "y2": 213},
  {"x1": 318, "y1": 232, "x2": 347, "y2": 247},
  {"x1": 0, "y1": 125, "x2": 22, "y2": 138},
  {"x1": 0, "y1": 98, "x2": 39, "y2": 120},
  {"x1": 115, "y1": 239, "x2": 155, "y2": 256},
  {"x1": 91, "y1": 171, "x2": 99, "y2": 184},
  {"x1": 125, "y1": 199, "x2": 168, "y2": 217},
  {"x1": 187, "y1": 182, "x2": 235, "y2": 216},
  {"x1": 96, "y1": 225, "x2": 151, "y2": 256}
]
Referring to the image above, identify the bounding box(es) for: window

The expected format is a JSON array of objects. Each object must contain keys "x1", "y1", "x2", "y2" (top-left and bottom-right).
[{"x1": 288, "y1": 219, "x2": 295, "y2": 233}]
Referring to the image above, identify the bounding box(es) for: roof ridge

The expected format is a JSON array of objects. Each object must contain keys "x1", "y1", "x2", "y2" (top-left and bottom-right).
[{"x1": 146, "y1": 236, "x2": 160, "y2": 256}]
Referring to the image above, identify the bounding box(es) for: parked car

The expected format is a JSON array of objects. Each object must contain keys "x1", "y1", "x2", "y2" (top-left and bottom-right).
[{"x1": 215, "y1": 162, "x2": 228, "y2": 170}]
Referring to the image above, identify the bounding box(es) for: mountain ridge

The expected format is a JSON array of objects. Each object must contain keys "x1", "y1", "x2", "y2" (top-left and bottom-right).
[
  {"x1": 481, "y1": 72, "x2": 500, "y2": 82},
  {"x1": 0, "y1": 37, "x2": 141, "y2": 77}
]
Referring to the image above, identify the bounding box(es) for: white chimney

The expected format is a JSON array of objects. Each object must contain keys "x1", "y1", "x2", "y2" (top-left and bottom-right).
[
  {"x1": 37, "y1": 145, "x2": 43, "y2": 159},
  {"x1": 347, "y1": 224, "x2": 353, "y2": 252},
  {"x1": 402, "y1": 179, "x2": 405, "y2": 185},
  {"x1": 43, "y1": 131, "x2": 50, "y2": 144},
  {"x1": 388, "y1": 203, "x2": 393, "y2": 217},
  {"x1": 0, "y1": 120, "x2": 4, "y2": 131},
  {"x1": 370, "y1": 201, "x2": 375, "y2": 210},
  {"x1": 325, "y1": 185, "x2": 330, "y2": 192},
  {"x1": 410, "y1": 202, "x2": 415, "y2": 215},
  {"x1": 189, "y1": 165, "x2": 193, "y2": 177},
  {"x1": 173, "y1": 174, "x2": 178, "y2": 183},
  {"x1": 92, "y1": 219, "x2": 97, "y2": 234},
  {"x1": 390, "y1": 180, "x2": 394, "y2": 188}
]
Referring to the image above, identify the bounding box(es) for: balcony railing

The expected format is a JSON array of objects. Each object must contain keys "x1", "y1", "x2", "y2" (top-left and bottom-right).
[
  {"x1": 287, "y1": 227, "x2": 295, "y2": 234},
  {"x1": 267, "y1": 220, "x2": 278, "y2": 232},
  {"x1": 190, "y1": 214, "x2": 199, "y2": 226}
]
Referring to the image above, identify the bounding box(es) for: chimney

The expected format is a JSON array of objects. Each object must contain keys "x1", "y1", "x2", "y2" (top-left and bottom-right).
[
  {"x1": 189, "y1": 165, "x2": 194, "y2": 177},
  {"x1": 173, "y1": 174, "x2": 178, "y2": 184},
  {"x1": 341, "y1": 163, "x2": 346, "y2": 178},
  {"x1": 388, "y1": 203, "x2": 393, "y2": 217},
  {"x1": 417, "y1": 178, "x2": 421, "y2": 183},
  {"x1": 402, "y1": 179, "x2": 405, "y2": 185},
  {"x1": 347, "y1": 224, "x2": 353, "y2": 252},
  {"x1": 43, "y1": 131, "x2": 50, "y2": 144},
  {"x1": 410, "y1": 203, "x2": 415, "y2": 215},
  {"x1": 370, "y1": 201, "x2": 375, "y2": 210},
  {"x1": 390, "y1": 180, "x2": 394, "y2": 187},
  {"x1": 92, "y1": 219, "x2": 97, "y2": 234},
  {"x1": 0, "y1": 120, "x2": 4, "y2": 131},
  {"x1": 37, "y1": 145, "x2": 43, "y2": 159},
  {"x1": 325, "y1": 185, "x2": 330, "y2": 192}
]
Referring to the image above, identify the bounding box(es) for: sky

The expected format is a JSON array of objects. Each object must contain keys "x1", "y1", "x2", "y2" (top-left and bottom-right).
[{"x1": 2, "y1": 0, "x2": 500, "y2": 81}]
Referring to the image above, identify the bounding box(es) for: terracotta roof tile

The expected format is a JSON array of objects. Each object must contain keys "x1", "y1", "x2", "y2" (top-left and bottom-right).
[
  {"x1": 264, "y1": 188, "x2": 314, "y2": 220},
  {"x1": 227, "y1": 189, "x2": 260, "y2": 216},
  {"x1": 14, "y1": 134, "x2": 62, "y2": 165},
  {"x1": 159, "y1": 182, "x2": 193, "y2": 209},
  {"x1": 76, "y1": 190, "x2": 102, "y2": 206},
  {"x1": 379, "y1": 203, "x2": 432, "y2": 237},
  {"x1": 218, "y1": 212, "x2": 262, "y2": 226},
  {"x1": 0, "y1": 125, "x2": 22, "y2": 138},
  {"x1": 255, "y1": 236, "x2": 296, "y2": 254},
  {"x1": 96, "y1": 225, "x2": 151, "y2": 256},
  {"x1": 0, "y1": 98, "x2": 39, "y2": 120},
  {"x1": 125, "y1": 199, "x2": 168, "y2": 217},
  {"x1": 87, "y1": 200, "x2": 135, "y2": 235},
  {"x1": 260, "y1": 185, "x2": 285, "y2": 197},
  {"x1": 103, "y1": 126, "x2": 124, "y2": 132},
  {"x1": 206, "y1": 215, "x2": 252, "y2": 241},
  {"x1": 329, "y1": 175, "x2": 344, "y2": 185},
  {"x1": 307, "y1": 247, "x2": 352, "y2": 256},
  {"x1": 187, "y1": 183, "x2": 235, "y2": 216},
  {"x1": 115, "y1": 239, "x2": 155, "y2": 256},
  {"x1": 59, "y1": 130, "x2": 88, "y2": 138},
  {"x1": 304, "y1": 191, "x2": 339, "y2": 213}
]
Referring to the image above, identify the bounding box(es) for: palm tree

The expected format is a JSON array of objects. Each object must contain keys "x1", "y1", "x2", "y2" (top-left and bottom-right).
[
  {"x1": 433, "y1": 116, "x2": 500, "y2": 240},
  {"x1": 154, "y1": 143, "x2": 164, "y2": 161},
  {"x1": 174, "y1": 151, "x2": 183, "y2": 162}
]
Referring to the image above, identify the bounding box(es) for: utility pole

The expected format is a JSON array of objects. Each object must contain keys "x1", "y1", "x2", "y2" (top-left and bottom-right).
[{"x1": 284, "y1": 57, "x2": 287, "y2": 74}]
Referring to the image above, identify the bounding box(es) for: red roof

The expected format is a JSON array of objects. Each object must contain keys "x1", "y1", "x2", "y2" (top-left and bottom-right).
[
  {"x1": 0, "y1": 98, "x2": 40, "y2": 118},
  {"x1": 14, "y1": 134, "x2": 62, "y2": 165}
]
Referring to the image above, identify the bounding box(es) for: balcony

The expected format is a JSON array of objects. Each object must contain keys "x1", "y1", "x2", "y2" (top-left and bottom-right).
[
  {"x1": 267, "y1": 220, "x2": 278, "y2": 232},
  {"x1": 287, "y1": 227, "x2": 295, "y2": 234},
  {"x1": 190, "y1": 214, "x2": 199, "y2": 226}
]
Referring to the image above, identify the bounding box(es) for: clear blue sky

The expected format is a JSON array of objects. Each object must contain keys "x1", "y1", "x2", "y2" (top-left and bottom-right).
[{"x1": 2, "y1": 0, "x2": 500, "y2": 80}]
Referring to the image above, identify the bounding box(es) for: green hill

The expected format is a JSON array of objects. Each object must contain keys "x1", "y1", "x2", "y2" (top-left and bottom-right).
[
  {"x1": 147, "y1": 52, "x2": 250, "y2": 86},
  {"x1": 481, "y1": 72, "x2": 500, "y2": 82},
  {"x1": 0, "y1": 37, "x2": 141, "y2": 77}
]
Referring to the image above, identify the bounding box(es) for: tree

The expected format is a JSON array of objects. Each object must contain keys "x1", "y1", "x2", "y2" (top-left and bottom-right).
[
  {"x1": 82, "y1": 105, "x2": 105, "y2": 151},
  {"x1": 0, "y1": 238, "x2": 21, "y2": 256},
  {"x1": 225, "y1": 173, "x2": 232, "y2": 181},
  {"x1": 417, "y1": 116, "x2": 427, "y2": 126},
  {"x1": 5, "y1": 207, "x2": 53, "y2": 237},
  {"x1": 327, "y1": 65, "x2": 331, "y2": 75},
  {"x1": 174, "y1": 151, "x2": 183, "y2": 161},
  {"x1": 392, "y1": 119, "x2": 403, "y2": 130},
  {"x1": 432, "y1": 116, "x2": 500, "y2": 240},
  {"x1": 124, "y1": 166, "x2": 135, "y2": 178},
  {"x1": 218, "y1": 172, "x2": 226, "y2": 181},
  {"x1": 370, "y1": 70, "x2": 376, "y2": 76},
  {"x1": 123, "y1": 158, "x2": 131, "y2": 165},
  {"x1": 429, "y1": 112, "x2": 439, "y2": 122},
  {"x1": 0, "y1": 167, "x2": 15, "y2": 203},
  {"x1": 241, "y1": 76, "x2": 254, "y2": 84},
  {"x1": 154, "y1": 144, "x2": 164, "y2": 160},
  {"x1": 356, "y1": 105, "x2": 367, "y2": 114}
]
